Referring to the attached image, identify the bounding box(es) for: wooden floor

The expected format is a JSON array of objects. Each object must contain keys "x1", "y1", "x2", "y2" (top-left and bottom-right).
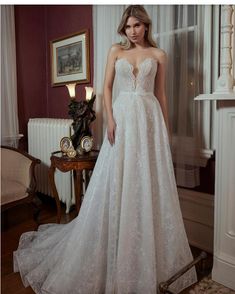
[
  {"x1": 1, "y1": 194, "x2": 213, "y2": 294},
  {"x1": 1, "y1": 194, "x2": 77, "y2": 294}
]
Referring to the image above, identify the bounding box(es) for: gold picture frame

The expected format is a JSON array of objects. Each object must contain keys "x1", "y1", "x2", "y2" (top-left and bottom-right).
[
  {"x1": 50, "y1": 29, "x2": 90, "y2": 86},
  {"x1": 60, "y1": 137, "x2": 73, "y2": 153}
]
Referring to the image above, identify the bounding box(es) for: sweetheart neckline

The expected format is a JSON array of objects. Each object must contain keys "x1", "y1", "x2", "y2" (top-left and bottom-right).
[
  {"x1": 115, "y1": 57, "x2": 157, "y2": 70},
  {"x1": 115, "y1": 57, "x2": 157, "y2": 80}
]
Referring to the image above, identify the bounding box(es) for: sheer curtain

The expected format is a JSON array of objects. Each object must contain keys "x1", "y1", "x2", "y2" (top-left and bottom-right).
[
  {"x1": 1, "y1": 5, "x2": 20, "y2": 147},
  {"x1": 93, "y1": 5, "x2": 206, "y2": 187},
  {"x1": 148, "y1": 5, "x2": 203, "y2": 187},
  {"x1": 92, "y1": 5, "x2": 125, "y2": 149}
]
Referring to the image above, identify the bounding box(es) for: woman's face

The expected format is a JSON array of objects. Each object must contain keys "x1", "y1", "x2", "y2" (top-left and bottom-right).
[{"x1": 125, "y1": 16, "x2": 146, "y2": 44}]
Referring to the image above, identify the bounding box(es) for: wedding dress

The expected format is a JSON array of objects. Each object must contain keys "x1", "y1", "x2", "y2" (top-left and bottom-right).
[{"x1": 14, "y1": 57, "x2": 197, "y2": 294}]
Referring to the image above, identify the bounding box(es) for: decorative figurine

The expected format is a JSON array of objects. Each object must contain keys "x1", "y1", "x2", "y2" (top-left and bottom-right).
[{"x1": 68, "y1": 92, "x2": 96, "y2": 153}]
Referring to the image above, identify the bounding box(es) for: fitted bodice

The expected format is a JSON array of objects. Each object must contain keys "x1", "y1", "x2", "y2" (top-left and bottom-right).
[{"x1": 115, "y1": 57, "x2": 158, "y2": 94}]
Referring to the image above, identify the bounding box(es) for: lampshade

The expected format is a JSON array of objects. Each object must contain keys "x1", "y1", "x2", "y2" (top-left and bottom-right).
[
  {"x1": 85, "y1": 87, "x2": 93, "y2": 101},
  {"x1": 66, "y1": 83, "x2": 76, "y2": 98}
]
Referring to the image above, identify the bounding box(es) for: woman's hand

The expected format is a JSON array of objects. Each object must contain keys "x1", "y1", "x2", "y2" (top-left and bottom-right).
[{"x1": 107, "y1": 117, "x2": 116, "y2": 146}]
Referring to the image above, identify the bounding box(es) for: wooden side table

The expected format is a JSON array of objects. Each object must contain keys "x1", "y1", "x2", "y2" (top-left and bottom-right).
[{"x1": 48, "y1": 150, "x2": 99, "y2": 223}]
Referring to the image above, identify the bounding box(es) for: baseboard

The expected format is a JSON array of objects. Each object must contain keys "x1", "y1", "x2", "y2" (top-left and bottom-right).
[
  {"x1": 178, "y1": 188, "x2": 214, "y2": 253},
  {"x1": 212, "y1": 255, "x2": 235, "y2": 290}
]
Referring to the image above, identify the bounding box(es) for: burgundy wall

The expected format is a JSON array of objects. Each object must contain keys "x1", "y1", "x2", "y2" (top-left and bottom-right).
[
  {"x1": 15, "y1": 6, "x2": 47, "y2": 149},
  {"x1": 15, "y1": 5, "x2": 93, "y2": 150},
  {"x1": 46, "y1": 5, "x2": 93, "y2": 117}
]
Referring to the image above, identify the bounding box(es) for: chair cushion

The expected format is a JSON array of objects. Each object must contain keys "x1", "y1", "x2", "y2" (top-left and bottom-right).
[
  {"x1": 1, "y1": 179, "x2": 28, "y2": 205},
  {"x1": 1, "y1": 148, "x2": 31, "y2": 187}
]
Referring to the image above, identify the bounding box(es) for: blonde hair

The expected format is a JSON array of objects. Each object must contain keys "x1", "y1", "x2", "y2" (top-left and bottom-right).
[{"x1": 117, "y1": 5, "x2": 157, "y2": 50}]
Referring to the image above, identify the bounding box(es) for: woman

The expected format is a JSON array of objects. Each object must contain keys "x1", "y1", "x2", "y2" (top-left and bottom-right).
[{"x1": 14, "y1": 5, "x2": 197, "y2": 294}]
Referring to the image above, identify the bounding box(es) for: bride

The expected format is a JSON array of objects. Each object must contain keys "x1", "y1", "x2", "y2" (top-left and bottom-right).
[{"x1": 14, "y1": 5, "x2": 197, "y2": 294}]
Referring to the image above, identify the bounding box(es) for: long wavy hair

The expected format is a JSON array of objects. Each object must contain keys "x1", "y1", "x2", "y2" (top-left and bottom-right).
[{"x1": 117, "y1": 5, "x2": 157, "y2": 50}]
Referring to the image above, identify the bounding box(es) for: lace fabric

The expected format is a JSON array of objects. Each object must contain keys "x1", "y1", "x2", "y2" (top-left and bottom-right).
[{"x1": 14, "y1": 58, "x2": 197, "y2": 294}]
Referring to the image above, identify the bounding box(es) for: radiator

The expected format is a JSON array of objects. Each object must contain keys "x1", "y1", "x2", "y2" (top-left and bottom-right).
[{"x1": 28, "y1": 118, "x2": 74, "y2": 212}]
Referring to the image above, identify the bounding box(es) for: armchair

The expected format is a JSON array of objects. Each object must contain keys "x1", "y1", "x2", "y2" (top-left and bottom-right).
[{"x1": 1, "y1": 146, "x2": 41, "y2": 221}]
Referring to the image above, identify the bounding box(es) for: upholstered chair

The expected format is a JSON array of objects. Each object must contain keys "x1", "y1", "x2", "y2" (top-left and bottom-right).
[{"x1": 1, "y1": 146, "x2": 41, "y2": 221}]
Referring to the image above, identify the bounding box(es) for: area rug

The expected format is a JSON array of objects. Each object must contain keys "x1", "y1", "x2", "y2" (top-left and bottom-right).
[{"x1": 189, "y1": 276, "x2": 235, "y2": 294}]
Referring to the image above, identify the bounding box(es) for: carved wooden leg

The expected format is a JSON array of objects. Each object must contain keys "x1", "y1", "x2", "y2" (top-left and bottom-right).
[
  {"x1": 73, "y1": 170, "x2": 83, "y2": 215},
  {"x1": 48, "y1": 165, "x2": 61, "y2": 223},
  {"x1": 84, "y1": 169, "x2": 90, "y2": 190}
]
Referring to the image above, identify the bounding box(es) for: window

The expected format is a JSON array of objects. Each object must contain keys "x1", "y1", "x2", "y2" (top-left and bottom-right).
[{"x1": 152, "y1": 5, "x2": 215, "y2": 156}]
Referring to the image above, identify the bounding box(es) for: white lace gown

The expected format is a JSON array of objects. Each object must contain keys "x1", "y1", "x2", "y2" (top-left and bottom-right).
[{"x1": 14, "y1": 57, "x2": 197, "y2": 294}]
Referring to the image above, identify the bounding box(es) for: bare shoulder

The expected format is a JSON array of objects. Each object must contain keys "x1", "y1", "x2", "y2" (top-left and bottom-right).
[
  {"x1": 108, "y1": 43, "x2": 123, "y2": 59},
  {"x1": 151, "y1": 47, "x2": 167, "y2": 64},
  {"x1": 110, "y1": 43, "x2": 122, "y2": 51}
]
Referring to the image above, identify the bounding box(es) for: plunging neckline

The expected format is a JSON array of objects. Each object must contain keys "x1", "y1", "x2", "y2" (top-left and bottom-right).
[{"x1": 115, "y1": 57, "x2": 157, "y2": 79}]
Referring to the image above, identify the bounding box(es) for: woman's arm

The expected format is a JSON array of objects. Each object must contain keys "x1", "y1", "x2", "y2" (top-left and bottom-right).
[
  {"x1": 103, "y1": 45, "x2": 119, "y2": 145},
  {"x1": 154, "y1": 50, "x2": 171, "y2": 138}
]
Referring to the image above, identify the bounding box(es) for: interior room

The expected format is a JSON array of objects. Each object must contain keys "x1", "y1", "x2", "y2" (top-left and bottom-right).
[{"x1": 1, "y1": 4, "x2": 235, "y2": 294}]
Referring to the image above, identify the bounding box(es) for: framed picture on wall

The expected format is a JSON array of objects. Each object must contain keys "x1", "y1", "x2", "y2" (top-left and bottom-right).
[{"x1": 50, "y1": 29, "x2": 90, "y2": 86}]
